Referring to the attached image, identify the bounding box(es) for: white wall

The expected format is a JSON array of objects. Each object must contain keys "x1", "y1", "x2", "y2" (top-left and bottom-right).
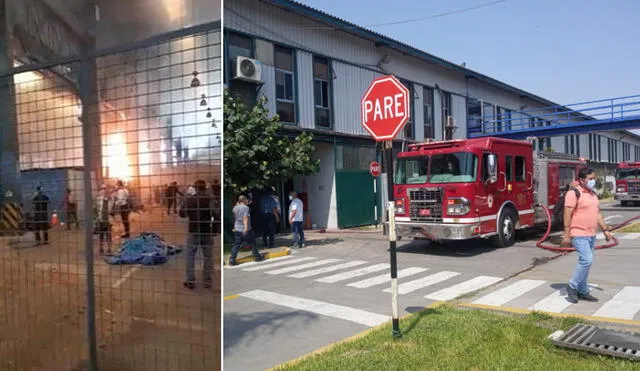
[{"x1": 293, "y1": 142, "x2": 337, "y2": 229}]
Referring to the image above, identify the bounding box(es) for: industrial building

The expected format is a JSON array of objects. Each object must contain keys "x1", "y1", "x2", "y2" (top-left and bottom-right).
[{"x1": 224, "y1": 0, "x2": 640, "y2": 230}]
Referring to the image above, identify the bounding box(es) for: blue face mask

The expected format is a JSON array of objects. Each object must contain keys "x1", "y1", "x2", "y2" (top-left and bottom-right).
[{"x1": 586, "y1": 179, "x2": 596, "y2": 190}]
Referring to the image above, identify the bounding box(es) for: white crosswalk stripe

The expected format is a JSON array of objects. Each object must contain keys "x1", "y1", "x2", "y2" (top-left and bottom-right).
[
  {"x1": 238, "y1": 289, "x2": 391, "y2": 327},
  {"x1": 241, "y1": 257, "x2": 317, "y2": 272},
  {"x1": 528, "y1": 287, "x2": 572, "y2": 313},
  {"x1": 426, "y1": 276, "x2": 502, "y2": 301},
  {"x1": 472, "y1": 279, "x2": 546, "y2": 306},
  {"x1": 384, "y1": 271, "x2": 460, "y2": 295},
  {"x1": 348, "y1": 267, "x2": 428, "y2": 289},
  {"x1": 619, "y1": 233, "x2": 640, "y2": 240},
  {"x1": 316, "y1": 263, "x2": 389, "y2": 283},
  {"x1": 288, "y1": 261, "x2": 368, "y2": 279},
  {"x1": 265, "y1": 259, "x2": 341, "y2": 275},
  {"x1": 592, "y1": 286, "x2": 640, "y2": 320},
  {"x1": 604, "y1": 215, "x2": 622, "y2": 223}
]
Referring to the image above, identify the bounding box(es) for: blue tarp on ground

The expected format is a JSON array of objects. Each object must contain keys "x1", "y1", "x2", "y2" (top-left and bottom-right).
[{"x1": 105, "y1": 232, "x2": 183, "y2": 265}]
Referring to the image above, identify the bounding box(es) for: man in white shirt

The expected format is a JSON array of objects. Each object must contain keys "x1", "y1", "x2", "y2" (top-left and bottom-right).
[
  {"x1": 114, "y1": 180, "x2": 131, "y2": 238},
  {"x1": 288, "y1": 191, "x2": 305, "y2": 248}
]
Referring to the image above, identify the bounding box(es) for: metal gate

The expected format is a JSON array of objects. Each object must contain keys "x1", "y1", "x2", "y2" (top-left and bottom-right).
[
  {"x1": 335, "y1": 145, "x2": 377, "y2": 229},
  {"x1": 0, "y1": 4, "x2": 220, "y2": 369}
]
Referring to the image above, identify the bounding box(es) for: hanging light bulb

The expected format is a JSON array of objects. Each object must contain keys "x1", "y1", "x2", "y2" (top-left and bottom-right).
[
  {"x1": 190, "y1": 70, "x2": 200, "y2": 88},
  {"x1": 206, "y1": 108, "x2": 212, "y2": 118},
  {"x1": 200, "y1": 93, "x2": 207, "y2": 106},
  {"x1": 211, "y1": 119, "x2": 217, "y2": 128}
]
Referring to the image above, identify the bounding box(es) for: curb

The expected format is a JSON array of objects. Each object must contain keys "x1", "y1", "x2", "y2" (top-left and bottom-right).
[{"x1": 231, "y1": 247, "x2": 291, "y2": 265}]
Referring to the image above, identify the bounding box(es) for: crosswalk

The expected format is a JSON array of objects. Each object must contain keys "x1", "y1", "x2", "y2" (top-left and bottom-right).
[{"x1": 230, "y1": 253, "x2": 640, "y2": 322}]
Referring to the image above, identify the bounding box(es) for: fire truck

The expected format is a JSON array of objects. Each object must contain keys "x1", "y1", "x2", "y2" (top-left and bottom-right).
[
  {"x1": 391, "y1": 137, "x2": 586, "y2": 248},
  {"x1": 614, "y1": 162, "x2": 640, "y2": 206}
]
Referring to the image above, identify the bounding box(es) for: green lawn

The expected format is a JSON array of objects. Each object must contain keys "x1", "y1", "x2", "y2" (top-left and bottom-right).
[
  {"x1": 616, "y1": 222, "x2": 640, "y2": 233},
  {"x1": 275, "y1": 305, "x2": 640, "y2": 371}
]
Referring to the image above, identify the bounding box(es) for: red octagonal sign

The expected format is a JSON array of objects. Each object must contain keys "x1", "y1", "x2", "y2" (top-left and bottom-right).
[
  {"x1": 369, "y1": 161, "x2": 381, "y2": 177},
  {"x1": 361, "y1": 75, "x2": 410, "y2": 141}
]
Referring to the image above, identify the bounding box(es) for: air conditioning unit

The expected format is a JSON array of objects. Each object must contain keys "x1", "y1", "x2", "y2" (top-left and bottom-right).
[
  {"x1": 232, "y1": 56, "x2": 262, "y2": 83},
  {"x1": 446, "y1": 116, "x2": 455, "y2": 127}
]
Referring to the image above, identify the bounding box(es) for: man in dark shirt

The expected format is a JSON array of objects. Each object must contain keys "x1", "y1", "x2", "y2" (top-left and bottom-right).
[
  {"x1": 179, "y1": 179, "x2": 214, "y2": 289},
  {"x1": 165, "y1": 181, "x2": 183, "y2": 215},
  {"x1": 32, "y1": 187, "x2": 50, "y2": 246}
]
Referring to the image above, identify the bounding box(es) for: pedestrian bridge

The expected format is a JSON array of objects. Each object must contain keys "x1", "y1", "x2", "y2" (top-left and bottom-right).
[{"x1": 468, "y1": 95, "x2": 640, "y2": 140}]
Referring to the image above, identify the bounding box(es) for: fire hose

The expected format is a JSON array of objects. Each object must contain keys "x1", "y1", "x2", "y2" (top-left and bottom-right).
[{"x1": 536, "y1": 205, "x2": 640, "y2": 252}]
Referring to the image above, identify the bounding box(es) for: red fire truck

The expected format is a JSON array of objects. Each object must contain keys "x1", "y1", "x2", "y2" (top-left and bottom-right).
[
  {"x1": 391, "y1": 137, "x2": 586, "y2": 248},
  {"x1": 614, "y1": 162, "x2": 640, "y2": 206}
]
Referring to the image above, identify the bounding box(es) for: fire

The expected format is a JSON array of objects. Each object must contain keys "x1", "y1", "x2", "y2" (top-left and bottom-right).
[{"x1": 105, "y1": 133, "x2": 131, "y2": 182}]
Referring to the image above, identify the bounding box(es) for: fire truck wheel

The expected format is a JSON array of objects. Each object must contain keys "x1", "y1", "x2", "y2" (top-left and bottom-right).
[{"x1": 495, "y1": 208, "x2": 517, "y2": 248}]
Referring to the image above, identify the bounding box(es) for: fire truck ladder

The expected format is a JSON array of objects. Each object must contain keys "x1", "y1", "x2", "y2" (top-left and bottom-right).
[{"x1": 469, "y1": 95, "x2": 640, "y2": 140}]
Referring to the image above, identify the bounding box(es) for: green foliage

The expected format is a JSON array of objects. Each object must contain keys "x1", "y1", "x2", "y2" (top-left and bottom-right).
[{"x1": 223, "y1": 92, "x2": 320, "y2": 193}]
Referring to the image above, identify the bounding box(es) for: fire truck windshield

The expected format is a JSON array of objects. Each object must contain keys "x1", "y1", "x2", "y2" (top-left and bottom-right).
[
  {"x1": 395, "y1": 156, "x2": 428, "y2": 184},
  {"x1": 617, "y1": 168, "x2": 640, "y2": 180},
  {"x1": 429, "y1": 152, "x2": 478, "y2": 183}
]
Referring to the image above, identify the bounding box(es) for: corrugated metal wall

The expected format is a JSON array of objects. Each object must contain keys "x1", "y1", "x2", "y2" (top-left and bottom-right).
[
  {"x1": 332, "y1": 61, "x2": 381, "y2": 136},
  {"x1": 296, "y1": 50, "x2": 315, "y2": 129}
]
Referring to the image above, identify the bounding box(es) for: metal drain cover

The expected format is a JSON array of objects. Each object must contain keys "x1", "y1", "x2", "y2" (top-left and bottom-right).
[{"x1": 551, "y1": 324, "x2": 640, "y2": 361}]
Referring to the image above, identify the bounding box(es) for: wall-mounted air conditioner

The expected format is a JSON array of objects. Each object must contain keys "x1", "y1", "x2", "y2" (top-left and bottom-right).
[{"x1": 232, "y1": 56, "x2": 262, "y2": 83}]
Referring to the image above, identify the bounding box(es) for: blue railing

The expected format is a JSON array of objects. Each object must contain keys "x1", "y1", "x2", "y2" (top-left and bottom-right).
[{"x1": 469, "y1": 94, "x2": 640, "y2": 137}]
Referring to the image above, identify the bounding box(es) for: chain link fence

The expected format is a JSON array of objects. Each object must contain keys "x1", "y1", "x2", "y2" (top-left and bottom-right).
[{"x1": 0, "y1": 18, "x2": 221, "y2": 371}]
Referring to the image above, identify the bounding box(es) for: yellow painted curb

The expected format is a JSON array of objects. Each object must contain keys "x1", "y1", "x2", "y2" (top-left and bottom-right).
[
  {"x1": 233, "y1": 247, "x2": 290, "y2": 264},
  {"x1": 267, "y1": 301, "x2": 446, "y2": 370},
  {"x1": 224, "y1": 294, "x2": 239, "y2": 301},
  {"x1": 458, "y1": 302, "x2": 640, "y2": 327}
]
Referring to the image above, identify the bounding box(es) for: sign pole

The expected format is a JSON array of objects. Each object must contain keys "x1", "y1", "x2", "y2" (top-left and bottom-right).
[{"x1": 385, "y1": 140, "x2": 401, "y2": 339}]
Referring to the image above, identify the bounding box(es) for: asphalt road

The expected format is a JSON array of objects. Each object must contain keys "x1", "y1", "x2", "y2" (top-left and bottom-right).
[{"x1": 223, "y1": 205, "x2": 640, "y2": 371}]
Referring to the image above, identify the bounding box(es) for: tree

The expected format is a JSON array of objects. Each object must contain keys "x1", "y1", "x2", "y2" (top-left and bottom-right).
[{"x1": 223, "y1": 92, "x2": 320, "y2": 193}]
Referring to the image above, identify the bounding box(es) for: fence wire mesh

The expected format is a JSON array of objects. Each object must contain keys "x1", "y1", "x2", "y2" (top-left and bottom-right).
[{"x1": 0, "y1": 22, "x2": 221, "y2": 371}]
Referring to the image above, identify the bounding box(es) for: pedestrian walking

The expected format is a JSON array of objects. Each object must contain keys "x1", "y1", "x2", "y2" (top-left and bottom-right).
[
  {"x1": 562, "y1": 167, "x2": 613, "y2": 303},
  {"x1": 260, "y1": 187, "x2": 280, "y2": 248},
  {"x1": 94, "y1": 184, "x2": 114, "y2": 255},
  {"x1": 64, "y1": 188, "x2": 79, "y2": 230},
  {"x1": 114, "y1": 180, "x2": 131, "y2": 239},
  {"x1": 288, "y1": 191, "x2": 304, "y2": 248},
  {"x1": 228, "y1": 195, "x2": 264, "y2": 266},
  {"x1": 179, "y1": 180, "x2": 215, "y2": 289},
  {"x1": 32, "y1": 187, "x2": 50, "y2": 246},
  {"x1": 165, "y1": 181, "x2": 183, "y2": 215}
]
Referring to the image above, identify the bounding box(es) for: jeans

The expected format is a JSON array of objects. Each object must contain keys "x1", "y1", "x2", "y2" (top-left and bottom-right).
[
  {"x1": 292, "y1": 221, "x2": 304, "y2": 246},
  {"x1": 120, "y1": 209, "x2": 130, "y2": 235},
  {"x1": 230, "y1": 230, "x2": 261, "y2": 261},
  {"x1": 262, "y1": 213, "x2": 277, "y2": 247},
  {"x1": 185, "y1": 233, "x2": 213, "y2": 283},
  {"x1": 569, "y1": 236, "x2": 596, "y2": 294}
]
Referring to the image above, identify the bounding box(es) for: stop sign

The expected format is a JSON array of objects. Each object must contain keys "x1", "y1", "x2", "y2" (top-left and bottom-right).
[
  {"x1": 370, "y1": 161, "x2": 381, "y2": 177},
  {"x1": 361, "y1": 75, "x2": 410, "y2": 141}
]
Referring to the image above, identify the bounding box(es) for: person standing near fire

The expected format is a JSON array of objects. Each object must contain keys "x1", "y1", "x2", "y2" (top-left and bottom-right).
[{"x1": 114, "y1": 180, "x2": 131, "y2": 239}]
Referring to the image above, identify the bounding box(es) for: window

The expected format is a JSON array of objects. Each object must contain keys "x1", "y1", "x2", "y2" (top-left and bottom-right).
[
  {"x1": 395, "y1": 156, "x2": 428, "y2": 184},
  {"x1": 467, "y1": 99, "x2": 482, "y2": 134},
  {"x1": 423, "y1": 87, "x2": 434, "y2": 139},
  {"x1": 399, "y1": 79, "x2": 414, "y2": 139},
  {"x1": 483, "y1": 102, "x2": 495, "y2": 132},
  {"x1": 505, "y1": 155, "x2": 513, "y2": 181},
  {"x1": 313, "y1": 56, "x2": 331, "y2": 128},
  {"x1": 442, "y1": 92, "x2": 452, "y2": 138},
  {"x1": 274, "y1": 45, "x2": 296, "y2": 123},
  {"x1": 497, "y1": 107, "x2": 510, "y2": 132},
  {"x1": 515, "y1": 156, "x2": 526, "y2": 181},
  {"x1": 558, "y1": 167, "x2": 576, "y2": 189},
  {"x1": 482, "y1": 153, "x2": 497, "y2": 182},
  {"x1": 226, "y1": 32, "x2": 253, "y2": 82},
  {"x1": 429, "y1": 152, "x2": 478, "y2": 183}
]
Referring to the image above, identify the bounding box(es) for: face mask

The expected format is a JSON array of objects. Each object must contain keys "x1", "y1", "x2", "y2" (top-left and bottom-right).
[
  {"x1": 586, "y1": 179, "x2": 596, "y2": 190},
  {"x1": 289, "y1": 195, "x2": 293, "y2": 201}
]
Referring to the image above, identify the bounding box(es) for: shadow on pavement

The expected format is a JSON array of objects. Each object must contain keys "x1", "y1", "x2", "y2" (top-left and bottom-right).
[
  {"x1": 223, "y1": 310, "x2": 319, "y2": 351},
  {"x1": 396, "y1": 239, "x2": 497, "y2": 257}
]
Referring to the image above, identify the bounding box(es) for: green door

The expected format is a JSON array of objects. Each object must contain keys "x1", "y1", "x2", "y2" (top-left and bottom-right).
[
  {"x1": 336, "y1": 171, "x2": 376, "y2": 228},
  {"x1": 335, "y1": 144, "x2": 378, "y2": 229}
]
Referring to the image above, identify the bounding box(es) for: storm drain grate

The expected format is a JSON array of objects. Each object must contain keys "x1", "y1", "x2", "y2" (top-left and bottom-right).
[{"x1": 550, "y1": 324, "x2": 640, "y2": 361}]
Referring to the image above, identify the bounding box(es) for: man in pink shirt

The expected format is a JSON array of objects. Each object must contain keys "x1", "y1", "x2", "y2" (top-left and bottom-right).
[{"x1": 562, "y1": 167, "x2": 613, "y2": 303}]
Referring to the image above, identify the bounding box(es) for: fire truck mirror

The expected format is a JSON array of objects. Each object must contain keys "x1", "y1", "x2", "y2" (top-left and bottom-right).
[{"x1": 487, "y1": 154, "x2": 498, "y2": 184}]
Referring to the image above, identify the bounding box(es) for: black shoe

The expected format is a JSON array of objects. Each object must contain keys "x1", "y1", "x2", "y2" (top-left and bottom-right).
[
  {"x1": 183, "y1": 281, "x2": 196, "y2": 290},
  {"x1": 578, "y1": 292, "x2": 599, "y2": 302},
  {"x1": 228, "y1": 260, "x2": 238, "y2": 266},
  {"x1": 255, "y1": 254, "x2": 266, "y2": 262},
  {"x1": 566, "y1": 285, "x2": 579, "y2": 303}
]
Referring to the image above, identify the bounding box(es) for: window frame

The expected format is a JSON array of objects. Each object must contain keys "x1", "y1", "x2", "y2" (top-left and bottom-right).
[
  {"x1": 274, "y1": 44, "x2": 297, "y2": 124},
  {"x1": 312, "y1": 55, "x2": 332, "y2": 129}
]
